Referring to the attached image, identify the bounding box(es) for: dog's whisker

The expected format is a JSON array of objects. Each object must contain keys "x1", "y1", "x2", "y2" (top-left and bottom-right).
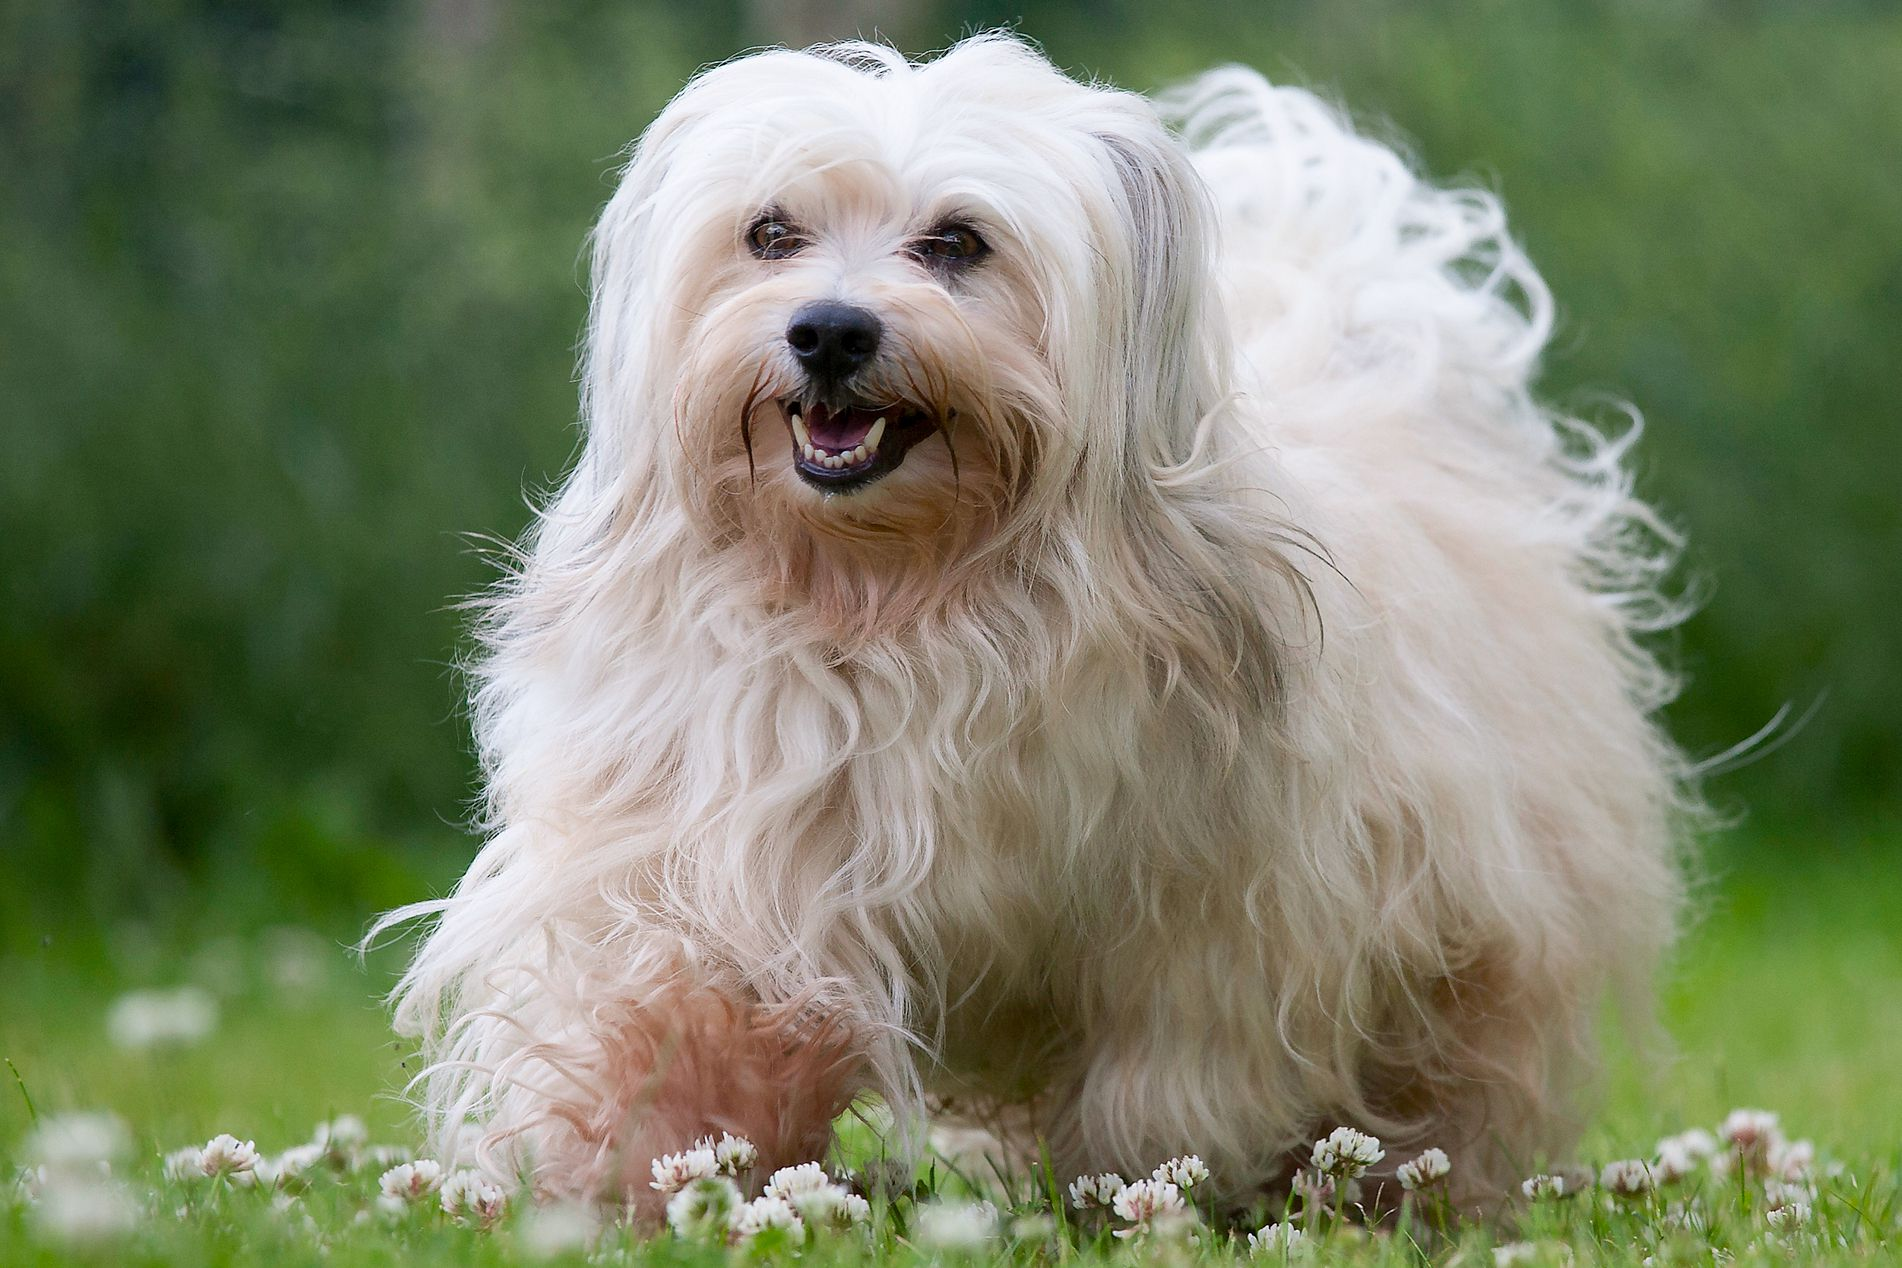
[{"x1": 736, "y1": 364, "x2": 772, "y2": 491}]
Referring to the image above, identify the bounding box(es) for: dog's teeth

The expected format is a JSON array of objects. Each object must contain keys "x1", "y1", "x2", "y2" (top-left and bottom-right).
[
  {"x1": 851, "y1": 445, "x2": 868, "y2": 464},
  {"x1": 828, "y1": 454, "x2": 845, "y2": 469},
  {"x1": 802, "y1": 443, "x2": 816, "y2": 461},
  {"x1": 790, "y1": 413, "x2": 811, "y2": 448},
  {"x1": 864, "y1": 418, "x2": 886, "y2": 453}
]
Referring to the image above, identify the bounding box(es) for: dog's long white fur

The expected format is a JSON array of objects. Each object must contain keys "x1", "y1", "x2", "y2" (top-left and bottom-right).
[{"x1": 376, "y1": 34, "x2": 1691, "y2": 1205}]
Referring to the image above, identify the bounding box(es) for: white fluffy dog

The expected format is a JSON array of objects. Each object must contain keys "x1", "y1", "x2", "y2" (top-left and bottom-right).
[{"x1": 382, "y1": 34, "x2": 1690, "y2": 1211}]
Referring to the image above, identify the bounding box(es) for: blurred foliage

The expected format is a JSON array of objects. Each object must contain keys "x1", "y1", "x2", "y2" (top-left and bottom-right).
[{"x1": 2, "y1": 0, "x2": 1898, "y2": 938}]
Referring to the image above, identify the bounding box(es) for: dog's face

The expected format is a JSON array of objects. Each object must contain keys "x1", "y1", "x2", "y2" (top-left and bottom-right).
[
  {"x1": 657, "y1": 60, "x2": 1061, "y2": 542},
  {"x1": 585, "y1": 36, "x2": 1218, "y2": 567}
]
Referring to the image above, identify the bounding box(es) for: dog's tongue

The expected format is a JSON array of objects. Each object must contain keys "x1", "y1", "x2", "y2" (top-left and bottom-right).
[{"x1": 806, "y1": 402, "x2": 881, "y2": 451}]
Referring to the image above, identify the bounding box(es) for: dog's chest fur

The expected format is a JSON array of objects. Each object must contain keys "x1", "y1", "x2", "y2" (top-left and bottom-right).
[{"x1": 678, "y1": 610, "x2": 1267, "y2": 1085}]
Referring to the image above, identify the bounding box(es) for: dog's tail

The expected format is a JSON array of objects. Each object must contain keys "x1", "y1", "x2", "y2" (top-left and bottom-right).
[
  {"x1": 1163, "y1": 69, "x2": 1550, "y2": 420},
  {"x1": 1163, "y1": 66, "x2": 1694, "y2": 676}
]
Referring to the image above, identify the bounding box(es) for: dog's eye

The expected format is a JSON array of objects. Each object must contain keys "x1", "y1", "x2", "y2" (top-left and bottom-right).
[
  {"x1": 908, "y1": 224, "x2": 988, "y2": 267},
  {"x1": 747, "y1": 218, "x2": 805, "y2": 260}
]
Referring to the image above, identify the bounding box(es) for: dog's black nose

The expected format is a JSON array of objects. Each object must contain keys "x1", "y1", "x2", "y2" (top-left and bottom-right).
[{"x1": 786, "y1": 301, "x2": 882, "y2": 382}]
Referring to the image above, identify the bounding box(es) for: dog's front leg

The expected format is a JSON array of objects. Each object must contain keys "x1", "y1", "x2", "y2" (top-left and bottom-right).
[{"x1": 448, "y1": 946, "x2": 865, "y2": 1211}]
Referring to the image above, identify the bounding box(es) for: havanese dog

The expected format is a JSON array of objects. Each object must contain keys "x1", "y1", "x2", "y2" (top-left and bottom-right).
[{"x1": 381, "y1": 33, "x2": 1690, "y2": 1213}]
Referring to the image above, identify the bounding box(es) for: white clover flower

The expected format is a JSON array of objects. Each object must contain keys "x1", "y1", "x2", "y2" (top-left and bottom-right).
[
  {"x1": 1247, "y1": 1221, "x2": 1308, "y2": 1256},
  {"x1": 311, "y1": 1114, "x2": 368, "y2": 1147},
  {"x1": 829, "y1": 1191, "x2": 876, "y2": 1228},
  {"x1": 1657, "y1": 1129, "x2": 1717, "y2": 1162},
  {"x1": 1152, "y1": 1154, "x2": 1209, "y2": 1189},
  {"x1": 789, "y1": 1182, "x2": 870, "y2": 1231},
  {"x1": 667, "y1": 1175, "x2": 743, "y2": 1238},
  {"x1": 700, "y1": 1132, "x2": 758, "y2": 1176},
  {"x1": 520, "y1": 1200, "x2": 597, "y2": 1258},
  {"x1": 1111, "y1": 1177, "x2": 1184, "y2": 1223},
  {"x1": 1721, "y1": 1108, "x2": 1781, "y2": 1150},
  {"x1": 1766, "y1": 1200, "x2": 1812, "y2": 1231},
  {"x1": 763, "y1": 1161, "x2": 832, "y2": 1199},
  {"x1": 163, "y1": 1147, "x2": 205, "y2": 1182},
  {"x1": 730, "y1": 1194, "x2": 806, "y2": 1247},
  {"x1": 911, "y1": 1199, "x2": 996, "y2": 1250},
  {"x1": 1067, "y1": 1172, "x2": 1126, "y2": 1209},
  {"x1": 649, "y1": 1147, "x2": 718, "y2": 1194},
  {"x1": 197, "y1": 1134, "x2": 260, "y2": 1180},
  {"x1": 1599, "y1": 1159, "x2": 1656, "y2": 1198},
  {"x1": 1110, "y1": 1177, "x2": 1186, "y2": 1235},
  {"x1": 29, "y1": 1177, "x2": 137, "y2": 1245},
  {"x1": 310, "y1": 1115, "x2": 368, "y2": 1164},
  {"x1": 379, "y1": 1159, "x2": 446, "y2": 1202},
  {"x1": 1720, "y1": 1108, "x2": 1784, "y2": 1175},
  {"x1": 105, "y1": 986, "x2": 217, "y2": 1050},
  {"x1": 440, "y1": 1169, "x2": 509, "y2": 1227},
  {"x1": 1521, "y1": 1173, "x2": 1567, "y2": 1200},
  {"x1": 1310, "y1": 1126, "x2": 1384, "y2": 1179},
  {"x1": 27, "y1": 1113, "x2": 130, "y2": 1171},
  {"x1": 1653, "y1": 1137, "x2": 1705, "y2": 1183},
  {"x1": 1396, "y1": 1147, "x2": 1451, "y2": 1191},
  {"x1": 1492, "y1": 1243, "x2": 1539, "y2": 1266},
  {"x1": 1769, "y1": 1137, "x2": 1815, "y2": 1181},
  {"x1": 1764, "y1": 1179, "x2": 1816, "y2": 1211},
  {"x1": 1133, "y1": 1208, "x2": 1200, "y2": 1243},
  {"x1": 268, "y1": 1143, "x2": 325, "y2": 1189},
  {"x1": 363, "y1": 1144, "x2": 409, "y2": 1171}
]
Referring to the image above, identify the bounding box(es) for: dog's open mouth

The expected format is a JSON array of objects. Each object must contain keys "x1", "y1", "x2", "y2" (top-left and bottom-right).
[{"x1": 782, "y1": 397, "x2": 940, "y2": 492}]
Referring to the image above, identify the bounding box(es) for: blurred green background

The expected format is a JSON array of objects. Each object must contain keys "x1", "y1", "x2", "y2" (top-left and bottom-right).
[{"x1": 3, "y1": 0, "x2": 1899, "y2": 955}]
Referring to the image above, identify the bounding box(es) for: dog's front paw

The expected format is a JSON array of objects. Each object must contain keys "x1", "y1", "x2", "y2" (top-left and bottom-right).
[{"x1": 501, "y1": 984, "x2": 864, "y2": 1212}]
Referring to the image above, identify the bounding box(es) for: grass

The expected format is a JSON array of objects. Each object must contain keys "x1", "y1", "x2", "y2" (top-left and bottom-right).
[{"x1": 2, "y1": 826, "x2": 1898, "y2": 1264}]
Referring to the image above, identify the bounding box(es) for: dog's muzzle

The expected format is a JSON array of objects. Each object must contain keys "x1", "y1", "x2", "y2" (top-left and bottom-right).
[{"x1": 781, "y1": 397, "x2": 940, "y2": 492}]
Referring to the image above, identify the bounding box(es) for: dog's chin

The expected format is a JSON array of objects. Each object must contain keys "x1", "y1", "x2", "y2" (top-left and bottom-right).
[{"x1": 780, "y1": 397, "x2": 942, "y2": 494}]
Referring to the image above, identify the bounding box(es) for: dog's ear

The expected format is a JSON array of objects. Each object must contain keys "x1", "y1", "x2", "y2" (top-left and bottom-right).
[
  {"x1": 1091, "y1": 126, "x2": 1224, "y2": 468},
  {"x1": 582, "y1": 72, "x2": 749, "y2": 481},
  {"x1": 581, "y1": 127, "x2": 682, "y2": 474}
]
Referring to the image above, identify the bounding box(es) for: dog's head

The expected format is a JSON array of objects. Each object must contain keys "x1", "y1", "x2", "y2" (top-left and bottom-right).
[{"x1": 583, "y1": 35, "x2": 1222, "y2": 588}]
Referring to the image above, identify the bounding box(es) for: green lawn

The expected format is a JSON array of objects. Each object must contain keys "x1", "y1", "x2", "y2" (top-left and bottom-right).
[{"x1": 3, "y1": 827, "x2": 1898, "y2": 1264}]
